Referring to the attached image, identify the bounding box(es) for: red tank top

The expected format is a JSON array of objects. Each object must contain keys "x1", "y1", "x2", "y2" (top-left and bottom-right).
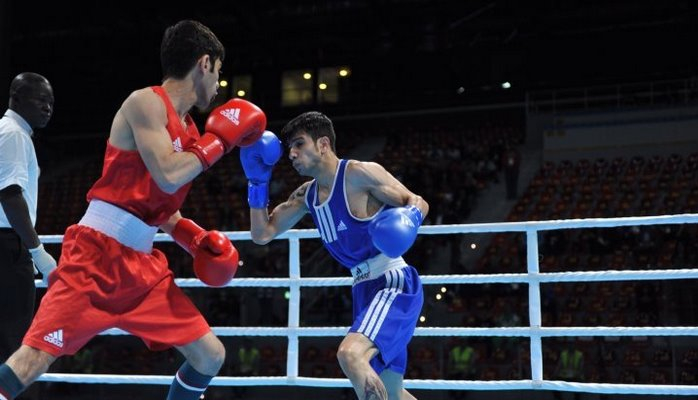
[{"x1": 86, "y1": 86, "x2": 200, "y2": 226}]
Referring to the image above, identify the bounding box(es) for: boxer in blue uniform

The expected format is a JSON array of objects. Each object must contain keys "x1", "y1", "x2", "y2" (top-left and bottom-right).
[{"x1": 241, "y1": 112, "x2": 429, "y2": 400}]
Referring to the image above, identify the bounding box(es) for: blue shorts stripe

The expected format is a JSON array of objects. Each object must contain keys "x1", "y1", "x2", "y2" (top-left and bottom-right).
[
  {"x1": 366, "y1": 269, "x2": 404, "y2": 340},
  {"x1": 369, "y1": 291, "x2": 399, "y2": 340},
  {"x1": 351, "y1": 265, "x2": 423, "y2": 375},
  {"x1": 362, "y1": 274, "x2": 393, "y2": 336},
  {"x1": 361, "y1": 271, "x2": 396, "y2": 337},
  {"x1": 357, "y1": 289, "x2": 384, "y2": 334}
]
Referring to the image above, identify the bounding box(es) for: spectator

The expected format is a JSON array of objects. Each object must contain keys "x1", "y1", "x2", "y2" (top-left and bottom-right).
[
  {"x1": 494, "y1": 302, "x2": 522, "y2": 351},
  {"x1": 232, "y1": 338, "x2": 260, "y2": 398},
  {"x1": 448, "y1": 339, "x2": 476, "y2": 399},
  {"x1": 542, "y1": 230, "x2": 567, "y2": 257},
  {"x1": 237, "y1": 339, "x2": 260, "y2": 376},
  {"x1": 554, "y1": 341, "x2": 584, "y2": 400},
  {"x1": 502, "y1": 143, "x2": 521, "y2": 200}
]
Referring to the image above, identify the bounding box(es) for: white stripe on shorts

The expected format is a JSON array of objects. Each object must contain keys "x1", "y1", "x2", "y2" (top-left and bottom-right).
[{"x1": 358, "y1": 268, "x2": 405, "y2": 341}]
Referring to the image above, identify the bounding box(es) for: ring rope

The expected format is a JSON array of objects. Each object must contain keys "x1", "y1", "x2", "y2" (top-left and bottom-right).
[
  {"x1": 34, "y1": 268, "x2": 698, "y2": 289},
  {"x1": 34, "y1": 374, "x2": 698, "y2": 395},
  {"x1": 33, "y1": 213, "x2": 698, "y2": 395},
  {"x1": 91, "y1": 326, "x2": 698, "y2": 338},
  {"x1": 36, "y1": 213, "x2": 698, "y2": 245}
]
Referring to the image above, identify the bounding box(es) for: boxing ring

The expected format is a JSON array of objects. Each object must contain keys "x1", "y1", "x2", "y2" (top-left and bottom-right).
[{"x1": 35, "y1": 213, "x2": 698, "y2": 395}]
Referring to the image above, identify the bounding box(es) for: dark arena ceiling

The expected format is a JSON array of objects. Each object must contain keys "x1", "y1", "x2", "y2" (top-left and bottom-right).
[{"x1": 1, "y1": 0, "x2": 696, "y2": 131}]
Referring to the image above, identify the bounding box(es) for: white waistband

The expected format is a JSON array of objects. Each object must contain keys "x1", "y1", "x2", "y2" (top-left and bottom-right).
[
  {"x1": 78, "y1": 200, "x2": 158, "y2": 253},
  {"x1": 350, "y1": 253, "x2": 408, "y2": 285}
]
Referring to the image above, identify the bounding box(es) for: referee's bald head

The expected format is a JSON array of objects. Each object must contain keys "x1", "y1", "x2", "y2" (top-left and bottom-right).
[{"x1": 9, "y1": 72, "x2": 50, "y2": 100}]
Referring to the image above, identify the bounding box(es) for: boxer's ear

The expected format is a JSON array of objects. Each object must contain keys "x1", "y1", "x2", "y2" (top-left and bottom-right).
[{"x1": 318, "y1": 136, "x2": 331, "y2": 154}]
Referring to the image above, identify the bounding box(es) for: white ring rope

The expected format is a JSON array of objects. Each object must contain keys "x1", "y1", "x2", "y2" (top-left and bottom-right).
[
  {"x1": 37, "y1": 213, "x2": 698, "y2": 244},
  {"x1": 34, "y1": 374, "x2": 698, "y2": 395},
  {"x1": 36, "y1": 268, "x2": 698, "y2": 289},
  {"x1": 90, "y1": 326, "x2": 698, "y2": 338},
  {"x1": 34, "y1": 214, "x2": 698, "y2": 395}
]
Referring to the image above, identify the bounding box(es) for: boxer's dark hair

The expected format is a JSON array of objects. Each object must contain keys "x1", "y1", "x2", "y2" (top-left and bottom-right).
[
  {"x1": 161, "y1": 20, "x2": 225, "y2": 80},
  {"x1": 281, "y1": 111, "x2": 336, "y2": 152}
]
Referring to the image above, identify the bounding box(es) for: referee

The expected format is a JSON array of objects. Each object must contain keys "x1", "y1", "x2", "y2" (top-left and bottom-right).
[{"x1": 0, "y1": 72, "x2": 57, "y2": 362}]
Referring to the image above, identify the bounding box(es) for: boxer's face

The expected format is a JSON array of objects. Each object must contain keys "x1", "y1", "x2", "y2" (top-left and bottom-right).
[
  {"x1": 288, "y1": 132, "x2": 321, "y2": 177},
  {"x1": 195, "y1": 56, "x2": 222, "y2": 110}
]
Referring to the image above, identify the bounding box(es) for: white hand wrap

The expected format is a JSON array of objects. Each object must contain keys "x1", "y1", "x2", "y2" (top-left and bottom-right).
[{"x1": 29, "y1": 243, "x2": 57, "y2": 282}]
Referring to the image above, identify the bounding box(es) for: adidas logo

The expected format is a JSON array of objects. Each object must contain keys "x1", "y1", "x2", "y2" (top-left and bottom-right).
[
  {"x1": 172, "y1": 137, "x2": 183, "y2": 152},
  {"x1": 353, "y1": 265, "x2": 369, "y2": 284},
  {"x1": 337, "y1": 220, "x2": 348, "y2": 232},
  {"x1": 219, "y1": 108, "x2": 240, "y2": 125},
  {"x1": 44, "y1": 329, "x2": 64, "y2": 348}
]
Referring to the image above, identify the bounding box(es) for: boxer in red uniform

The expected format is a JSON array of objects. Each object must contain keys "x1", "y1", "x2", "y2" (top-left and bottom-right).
[{"x1": 0, "y1": 20, "x2": 266, "y2": 400}]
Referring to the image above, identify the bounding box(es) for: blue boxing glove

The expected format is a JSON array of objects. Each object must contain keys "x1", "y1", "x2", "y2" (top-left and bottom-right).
[
  {"x1": 240, "y1": 131, "x2": 282, "y2": 208},
  {"x1": 368, "y1": 205, "x2": 424, "y2": 258}
]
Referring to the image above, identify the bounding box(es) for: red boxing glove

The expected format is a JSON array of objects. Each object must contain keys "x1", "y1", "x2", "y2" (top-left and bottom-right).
[
  {"x1": 172, "y1": 218, "x2": 239, "y2": 287},
  {"x1": 187, "y1": 98, "x2": 267, "y2": 169}
]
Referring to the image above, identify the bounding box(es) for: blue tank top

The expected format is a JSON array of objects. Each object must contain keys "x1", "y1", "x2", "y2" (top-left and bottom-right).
[{"x1": 305, "y1": 159, "x2": 389, "y2": 269}]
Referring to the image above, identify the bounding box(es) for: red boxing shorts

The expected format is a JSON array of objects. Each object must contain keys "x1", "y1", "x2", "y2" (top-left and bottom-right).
[{"x1": 23, "y1": 224, "x2": 210, "y2": 356}]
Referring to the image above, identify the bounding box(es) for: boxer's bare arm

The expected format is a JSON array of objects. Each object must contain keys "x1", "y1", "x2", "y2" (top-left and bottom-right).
[
  {"x1": 249, "y1": 181, "x2": 310, "y2": 245},
  {"x1": 348, "y1": 161, "x2": 429, "y2": 218},
  {"x1": 159, "y1": 211, "x2": 183, "y2": 236},
  {"x1": 110, "y1": 89, "x2": 203, "y2": 194}
]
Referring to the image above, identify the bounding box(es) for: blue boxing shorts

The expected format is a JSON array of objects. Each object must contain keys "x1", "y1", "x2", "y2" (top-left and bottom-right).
[{"x1": 350, "y1": 262, "x2": 424, "y2": 375}]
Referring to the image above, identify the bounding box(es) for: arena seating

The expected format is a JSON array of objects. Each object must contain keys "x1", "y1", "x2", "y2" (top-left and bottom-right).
[{"x1": 33, "y1": 122, "x2": 698, "y2": 386}]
